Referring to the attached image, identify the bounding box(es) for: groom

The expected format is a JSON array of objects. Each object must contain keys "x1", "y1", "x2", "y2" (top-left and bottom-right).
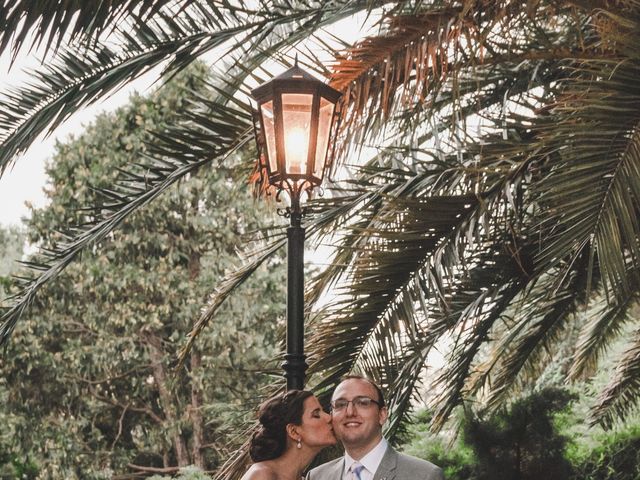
[{"x1": 307, "y1": 375, "x2": 444, "y2": 480}]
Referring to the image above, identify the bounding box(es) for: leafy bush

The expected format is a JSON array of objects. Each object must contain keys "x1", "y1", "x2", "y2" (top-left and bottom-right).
[
  {"x1": 412, "y1": 438, "x2": 478, "y2": 480},
  {"x1": 401, "y1": 388, "x2": 578, "y2": 480},
  {"x1": 462, "y1": 387, "x2": 576, "y2": 480},
  {"x1": 148, "y1": 465, "x2": 212, "y2": 479},
  {"x1": 401, "y1": 410, "x2": 477, "y2": 480},
  {"x1": 569, "y1": 424, "x2": 640, "y2": 480},
  {"x1": 0, "y1": 454, "x2": 38, "y2": 480}
]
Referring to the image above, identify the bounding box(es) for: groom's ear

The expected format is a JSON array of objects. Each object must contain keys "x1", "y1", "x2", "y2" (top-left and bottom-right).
[{"x1": 378, "y1": 406, "x2": 388, "y2": 426}]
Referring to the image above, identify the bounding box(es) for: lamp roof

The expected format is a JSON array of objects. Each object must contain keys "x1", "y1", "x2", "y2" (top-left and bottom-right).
[
  {"x1": 250, "y1": 62, "x2": 342, "y2": 102},
  {"x1": 272, "y1": 63, "x2": 320, "y2": 83}
]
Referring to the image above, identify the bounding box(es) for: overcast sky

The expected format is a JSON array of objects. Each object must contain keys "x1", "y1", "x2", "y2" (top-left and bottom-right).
[{"x1": 0, "y1": 48, "x2": 48, "y2": 227}]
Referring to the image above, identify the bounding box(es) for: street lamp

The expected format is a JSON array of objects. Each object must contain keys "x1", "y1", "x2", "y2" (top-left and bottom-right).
[{"x1": 251, "y1": 60, "x2": 342, "y2": 390}]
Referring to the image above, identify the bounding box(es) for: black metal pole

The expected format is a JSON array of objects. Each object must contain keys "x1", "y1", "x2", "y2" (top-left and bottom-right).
[{"x1": 283, "y1": 198, "x2": 307, "y2": 390}]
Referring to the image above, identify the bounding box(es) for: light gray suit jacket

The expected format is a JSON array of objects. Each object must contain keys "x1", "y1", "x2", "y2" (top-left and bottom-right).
[{"x1": 306, "y1": 445, "x2": 444, "y2": 480}]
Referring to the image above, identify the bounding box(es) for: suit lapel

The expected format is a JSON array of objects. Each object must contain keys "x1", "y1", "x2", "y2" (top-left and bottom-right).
[
  {"x1": 331, "y1": 457, "x2": 345, "y2": 480},
  {"x1": 372, "y1": 446, "x2": 398, "y2": 480}
]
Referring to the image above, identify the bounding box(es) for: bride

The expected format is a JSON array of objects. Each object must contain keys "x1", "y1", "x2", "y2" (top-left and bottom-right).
[{"x1": 241, "y1": 390, "x2": 336, "y2": 480}]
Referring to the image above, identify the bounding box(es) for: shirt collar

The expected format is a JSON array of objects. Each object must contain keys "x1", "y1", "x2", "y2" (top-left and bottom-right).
[{"x1": 343, "y1": 438, "x2": 388, "y2": 477}]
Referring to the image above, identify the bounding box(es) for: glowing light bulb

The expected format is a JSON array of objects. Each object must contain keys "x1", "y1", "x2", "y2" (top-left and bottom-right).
[{"x1": 285, "y1": 127, "x2": 308, "y2": 174}]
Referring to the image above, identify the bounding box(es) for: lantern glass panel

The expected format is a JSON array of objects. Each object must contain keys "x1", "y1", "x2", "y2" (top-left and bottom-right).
[
  {"x1": 282, "y1": 93, "x2": 313, "y2": 175},
  {"x1": 314, "y1": 97, "x2": 335, "y2": 178},
  {"x1": 260, "y1": 101, "x2": 278, "y2": 174}
]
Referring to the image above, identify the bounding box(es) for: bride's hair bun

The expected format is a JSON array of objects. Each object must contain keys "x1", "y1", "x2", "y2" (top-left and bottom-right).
[{"x1": 249, "y1": 390, "x2": 313, "y2": 462}]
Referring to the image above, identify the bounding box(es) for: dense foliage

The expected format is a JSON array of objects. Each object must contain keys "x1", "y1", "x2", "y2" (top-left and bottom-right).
[
  {"x1": 0, "y1": 225, "x2": 24, "y2": 298},
  {"x1": 0, "y1": 66, "x2": 285, "y2": 478},
  {"x1": 570, "y1": 425, "x2": 640, "y2": 480},
  {"x1": 462, "y1": 388, "x2": 575, "y2": 480},
  {"x1": 402, "y1": 388, "x2": 640, "y2": 480}
]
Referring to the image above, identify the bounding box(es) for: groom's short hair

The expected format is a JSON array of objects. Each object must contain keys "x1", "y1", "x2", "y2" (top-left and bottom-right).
[{"x1": 339, "y1": 375, "x2": 386, "y2": 408}]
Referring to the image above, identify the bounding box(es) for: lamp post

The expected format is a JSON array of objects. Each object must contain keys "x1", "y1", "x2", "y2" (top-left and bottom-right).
[{"x1": 251, "y1": 60, "x2": 342, "y2": 390}]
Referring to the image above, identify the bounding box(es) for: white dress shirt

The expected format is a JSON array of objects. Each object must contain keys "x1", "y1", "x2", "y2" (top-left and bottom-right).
[{"x1": 342, "y1": 438, "x2": 388, "y2": 480}]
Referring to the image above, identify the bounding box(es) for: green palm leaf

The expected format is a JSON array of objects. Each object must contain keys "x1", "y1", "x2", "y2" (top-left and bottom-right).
[{"x1": 0, "y1": 0, "x2": 187, "y2": 56}]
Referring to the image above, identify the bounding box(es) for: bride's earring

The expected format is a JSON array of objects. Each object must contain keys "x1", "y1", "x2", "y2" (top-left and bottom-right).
[{"x1": 297, "y1": 439, "x2": 302, "y2": 449}]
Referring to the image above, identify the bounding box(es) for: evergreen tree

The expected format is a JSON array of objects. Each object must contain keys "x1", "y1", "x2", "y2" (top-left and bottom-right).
[
  {"x1": 0, "y1": 225, "x2": 24, "y2": 299},
  {"x1": 0, "y1": 65, "x2": 285, "y2": 478},
  {"x1": 463, "y1": 388, "x2": 576, "y2": 480}
]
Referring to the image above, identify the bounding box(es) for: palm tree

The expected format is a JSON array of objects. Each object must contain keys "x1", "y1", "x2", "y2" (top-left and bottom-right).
[{"x1": 2, "y1": 0, "x2": 640, "y2": 471}]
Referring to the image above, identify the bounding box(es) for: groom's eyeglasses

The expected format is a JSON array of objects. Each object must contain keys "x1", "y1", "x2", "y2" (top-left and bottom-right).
[{"x1": 330, "y1": 396, "x2": 380, "y2": 412}]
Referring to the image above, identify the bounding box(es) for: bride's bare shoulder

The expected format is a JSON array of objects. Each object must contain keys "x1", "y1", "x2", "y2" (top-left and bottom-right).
[{"x1": 240, "y1": 463, "x2": 279, "y2": 480}]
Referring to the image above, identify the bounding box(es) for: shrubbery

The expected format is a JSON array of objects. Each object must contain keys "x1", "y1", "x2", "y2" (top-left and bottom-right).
[
  {"x1": 400, "y1": 387, "x2": 640, "y2": 480},
  {"x1": 462, "y1": 388, "x2": 575, "y2": 480},
  {"x1": 569, "y1": 424, "x2": 640, "y2": 480},
  {"x1": 148, "y1": 466, "x2": 212, "y2": 480},
  {"x1": 402, "y1": 410, "x2": 477, "y2": 479}
]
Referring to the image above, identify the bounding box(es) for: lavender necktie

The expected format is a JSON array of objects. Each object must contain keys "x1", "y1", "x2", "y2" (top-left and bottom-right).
[{"x1": 349, "y1": 463, "x2": 365, "y2": 480}]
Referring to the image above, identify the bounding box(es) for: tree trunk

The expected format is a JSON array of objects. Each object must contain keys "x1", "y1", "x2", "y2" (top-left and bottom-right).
[
  {"x1": 190, "y1": 348, "x2": 205, "y2": 468},
  {"x1": 145, "y1": 330, "x2": 190, "y2": 467},
  {"x1": 187, "y1": 244, "x2": 205, "y2": 467}
]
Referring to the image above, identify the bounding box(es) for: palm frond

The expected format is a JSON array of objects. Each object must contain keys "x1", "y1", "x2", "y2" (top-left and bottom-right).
[
  {"x1": 533, "y1": 59, "x2": 640, "y2": 302},
  {"x1": 303, "y1": 166, "x2": 498, "y2": 423},
  {"x1": 472, "y1": 248, "x2": 591, "y2": 411},
  {"x1": 0, "y1": 3, "x2": 243, "y2": 174},
  {"x1": 0, "y1": 0, "x2": 390, "y2": 347},
  {"x1": 328, "y1": 1, "x2": 603, "y2": 159},
  {"x1": 428, "y1": 241, "x2": 531, "y2": 430},
  {"x1": 0, "y1": 0, "x2": 184, "y2": 57},
  {"x1": 301, "y1": 88, "x2": 555, "y2": 426},
  {"x1": 591, "y1": 326, "x2": 640, "y2": 428},
  {"x1": 570, "y1": 291, "x2": 637, "y2": 379}
]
